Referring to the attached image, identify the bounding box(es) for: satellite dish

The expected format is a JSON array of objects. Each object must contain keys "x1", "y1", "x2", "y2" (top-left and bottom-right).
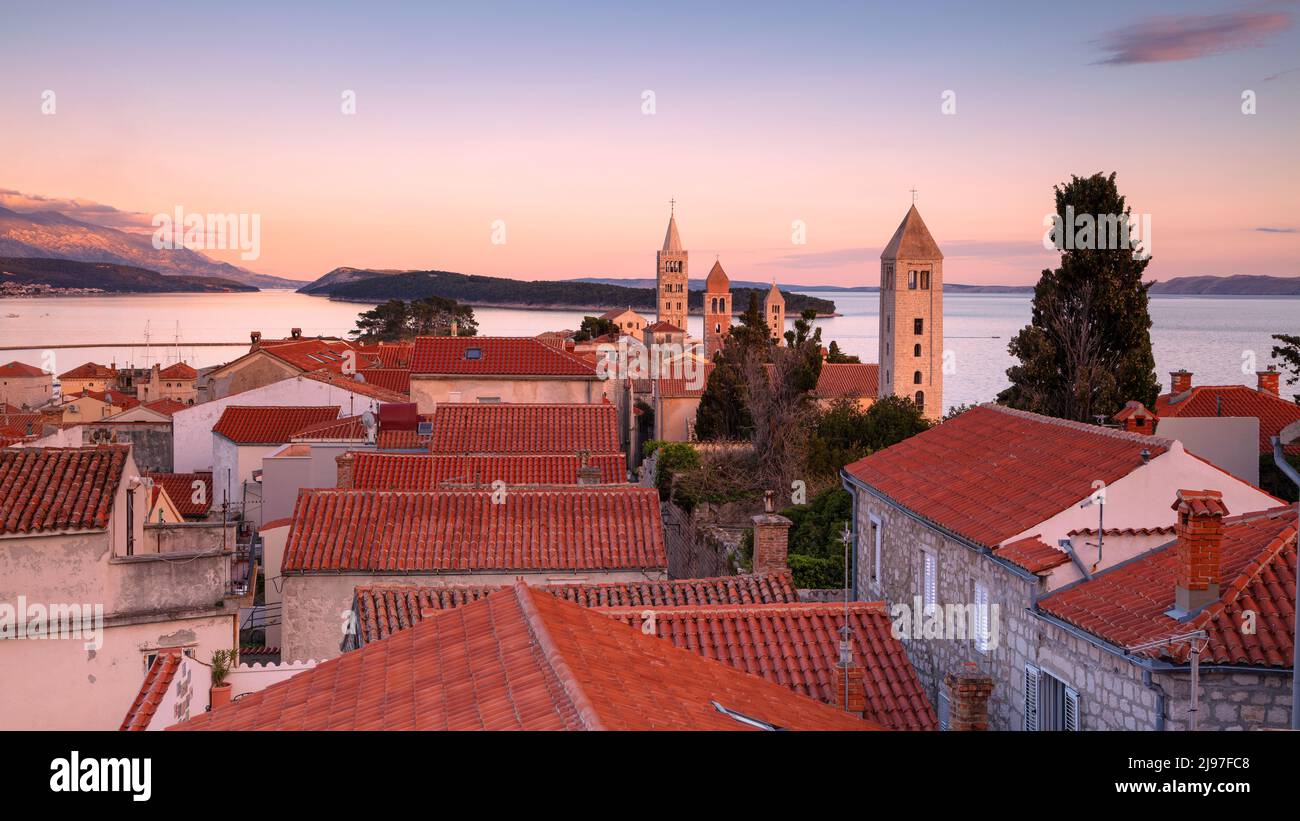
[{"x1": 361, "y1": 410, "x2": 377, "y2": 443}]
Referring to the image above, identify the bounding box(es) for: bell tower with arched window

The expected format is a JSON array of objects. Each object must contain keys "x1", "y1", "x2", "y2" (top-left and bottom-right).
[
  {"x1": 704, "y1": 260, "x2": 731, "y2": 359},
  {"x1": 656, "y1": 204, "x2": 689, "y2": 331},
  {"x1": 878, "y1": 204, "x2": 943, "y2": 419}
]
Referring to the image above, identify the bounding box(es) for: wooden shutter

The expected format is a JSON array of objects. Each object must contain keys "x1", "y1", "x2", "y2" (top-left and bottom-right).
[
  {"x1": 871, "y1": 517, "x2": 882, "y2": 584},
  {"x1": 1064, "y1": 686, "x2": 1080, "y2": 731},
  {"x1": 938, "y1": 690, "x2": 950, "y2": 731},
  {"x1": 1024, "y1": 664, "x2": 1040, "y2": 732}
]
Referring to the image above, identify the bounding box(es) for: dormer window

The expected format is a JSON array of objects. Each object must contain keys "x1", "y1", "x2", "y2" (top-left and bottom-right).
[{"x1": 463, "y1": 348, "x2": 482, "y2": 360}]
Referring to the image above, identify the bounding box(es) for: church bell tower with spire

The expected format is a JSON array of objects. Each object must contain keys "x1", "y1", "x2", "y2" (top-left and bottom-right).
[
  {"x1": 878, "y1": 203, "x2": 943, "y2": 420},
  {"x1": 656, "y1": 202, "x2": 689, "y2": 332}
]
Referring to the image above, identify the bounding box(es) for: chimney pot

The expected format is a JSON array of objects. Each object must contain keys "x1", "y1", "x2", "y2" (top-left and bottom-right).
[
  {"x1": 335, "y1": 451, "x2": 356, "y2": 489},
  {"x1": 944, "y1": 668, "x2": 994, "y2": 731},
  {"x1": 1170, "y1": 370, "x2": 1192, "y2": 394},
  {"x1": 1257, "y1": 368, "x2": 1280, "y2": 397},
  {"x1": 250, "y1": 331, "x2": 262, "y2": 344},
  {"x1": 1169, "y1": 489, "x2": 1227, "y2": 616},
  {"x1": 833, "y1": 663, "x2": 868, "y2": 717},
  {"x1": 291, "y1": 328, "x2": 302, "y2": 339}
]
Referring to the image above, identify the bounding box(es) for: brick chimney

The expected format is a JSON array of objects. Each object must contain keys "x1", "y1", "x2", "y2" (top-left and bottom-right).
[
  {"x1": 290, "y1": 327, "x2": 303, "y2": 339},
  {"x1": 1170, "y1": 370, "x2": 1192, "y2": 394},
  {"x1": 751, "y1": 490, "x2": 792, "y2": 575},
  {"x1": 250, "y1": 330, "x2": 262, "y2": 345},
  {"x1": 576, "y1": 453, "x2": 601, "y2": 485},
  {"x1": 833, "y1": 627, "x2": 867, "y2": 717},
  {"x1": 1113, "y1": 400, "x2": 1155, "y2": 434},
  {"x1": 944, "y1": 667, "x2": 994, "y2": 731},
  {"x1": 1170, "y1": 489, "x2": 1228, "y2": 616},
  {"x1": 1258, "y1": 367, "x2": 1280, "y2": 397},
  {"x1": 336, "y1": 451, "x2": 356, "y2": 489}
]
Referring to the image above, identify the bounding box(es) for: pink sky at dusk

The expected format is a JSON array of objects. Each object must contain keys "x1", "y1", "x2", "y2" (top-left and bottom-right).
[{"x1": 1, "y1": 2, "x2": 1297, "y2": 286}]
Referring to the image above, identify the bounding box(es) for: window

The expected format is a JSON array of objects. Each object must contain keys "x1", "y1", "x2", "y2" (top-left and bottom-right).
[
  {"x1": 921, "y1": 270, "x2": 931, "y2": 289},
  {"x1": 1025, "y1": 665, "x2": 1079, "y2": 731},
  {"x1": 915, "y1": 390, "x2": 925, "y2": 411},
  {"x1": 921, "y1": 551, "x2": 937, "y2": 610},
  {"x1": 913, "y1": 370, "x2": 922, "y2": 385},
  {"x1": 477, "y1": 396, "x2": 501, "y2": 404},
  {"x1": 869, "y1": 515, "x2": 882, "y2": 585},
  {"x1": 463, "y1": 347, "x2": 482, "y2": 360},
  {"x1": 886, "y1": 315, "x2": 890, "y2": 333},
  {"x1": 908, "y1": 270, "x2": 917, "y2": 289},
  {"x1": 914, "y1": 318, "x2": 924, "y2": 335},
  {"x1": 974, "y1": 582, "x2": 990, "y2": 653},
  {"x1": 914, "y1": 343, "x2": 922, "y2": 357},
  {"x1": 937, "y1": 690, "x2": 950, "y2": 731}
]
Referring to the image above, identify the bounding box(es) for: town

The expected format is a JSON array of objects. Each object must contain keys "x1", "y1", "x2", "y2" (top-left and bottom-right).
[{"x1": 3, "y1": 200, "x2": 1296, "y2": 737}]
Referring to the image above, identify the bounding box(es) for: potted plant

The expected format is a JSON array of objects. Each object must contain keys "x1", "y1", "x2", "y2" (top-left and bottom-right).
[{"x1": 209, "y1": 649, "x2": 236, "y2": 710}]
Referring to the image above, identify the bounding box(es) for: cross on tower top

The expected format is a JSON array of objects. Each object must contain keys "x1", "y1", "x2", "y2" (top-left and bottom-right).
[
  {"x1": 910, "y1": 187, "x2": 918, "y2": 205},
  {"x1": 669, "y1": 198, "x2": 676, "y2": 215}
]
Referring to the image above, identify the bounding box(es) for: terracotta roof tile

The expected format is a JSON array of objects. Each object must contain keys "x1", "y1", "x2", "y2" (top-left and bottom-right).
[
  {"x1": 145, "y1": 472, "x2": 213, "y2": 518},
  {"x1": 58, "y1": 362, "x2": 116, "y2": 380},
  {"x1": 0, "y1": 361, "x2": 48, "y2": 378},
  {"x1": 351, "y1": 451, "x2": 626, "y2": 488},
  {"x1": 355, "y1": 368, "x2": 410, "y2": 395},
  {"x1": 157, "y1": 362, "x2": 198, "y2": 380},
  {"x1": 994, "y1": 535, "x2": 1071, "y2": 574},
  {"x1": 172, "y1": 583, "x2": 877, "y2": 731},
  {"x1": 290, "y1": 415, "x2": 368, "y2": 442},
  {"x1": 844, "y1": 404, "x2": 1170, "y2": 548},
  {"x1": 352, "y1": 572, "x2": 800, "y2": 643},
  {"x1": 1156, "y1": 384, "x2": 1300, "y2": 454},
  {"x1": 282, "y1": 486, "x2": 666, "y2": 573},
  {"x1": 299, "y1": 370, "x2": 409, "y2": 403},
  {"x1": 375, "y1": 429, "x2": 429, "y2": 450},
  {"x1": 212, "y1": 406, "x2": 340, "y2": 445},
  {"x1": 656, "y1": 364, "x2": 713, "y2": 398},
  {"x1": 430, "y1": 402, "x2": 620, "y2": 454},
  {"x1": 68, "y1": 388, "x2": 139, "y2": 409},
  {"x1": 813, "y1": 363, "x2": 879, "y2": 399},
  {"x1": 352, "y1": 342, "x2": 413, "y2": 369},
  {"x1": 411, "y1": 336, "x2": 597, "y2": 377},
  {"x1": 0, "y1": 445, "x2": 128, "y2": 534},
  {"x1": 120, "y1": 649, "x2": 183, "y2": 731},
  {"x1": 142, "y1": 398, "x2": 187, "y2": 416},
  {"x1": 1038, "y1": 505, "x2": 1297, "y2": 666},
  {"x1": 257, "y1": 339, "x2": 357, "y2": 374}
]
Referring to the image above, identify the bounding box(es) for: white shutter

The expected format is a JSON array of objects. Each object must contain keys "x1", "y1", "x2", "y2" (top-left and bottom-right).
[
  {"x1": 923, "y1": 553, "x2": 937, "y2": 609},
  {"x1": 871, "y1": 516, "x2": 882, "y2": 584},
  {"x1": 974, "y1": 583, "x2": 990, "y2": 653},
  {"x1": 1024, "y1": 664, "x2": 1040, "y2": 732},
  {"x1": 1064, "y1": 686, "x2": 1080, "y2": 731},
  {"x1": 937, "y1": 690, "x2": 950, "y2": 731}
]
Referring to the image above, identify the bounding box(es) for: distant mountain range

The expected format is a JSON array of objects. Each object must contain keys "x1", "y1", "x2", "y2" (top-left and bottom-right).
[
  {"x1": 0, "y1": 257, "x2": 256, "y2": 293},
  {"x1": 1146, "y1": 275, "x2": 1300, "y2": 296},
  {"x1": 0, "y1": 206, "x2": 299, "y2": 289},
  {"x1": 299, "y1": 267, "x2": 838, "y2": 315}
]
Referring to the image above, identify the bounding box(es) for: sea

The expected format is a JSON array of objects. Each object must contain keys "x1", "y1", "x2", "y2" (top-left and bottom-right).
[{"x1": 1, "y1": 289, "x2": 1294, "y2": 413}]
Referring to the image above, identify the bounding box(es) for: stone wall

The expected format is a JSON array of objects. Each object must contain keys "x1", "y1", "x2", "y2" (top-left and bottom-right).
[{"x1": 662, "y1": 502, "x2": 733, "y2": 579}]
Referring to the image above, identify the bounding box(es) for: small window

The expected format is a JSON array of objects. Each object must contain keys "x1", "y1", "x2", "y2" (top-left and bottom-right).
[
  {"x1": 477, "y1": 396, "x2": 501, "y2": 404},
  {"x1": 914, "y1": 344, "x2": 922, "y2": 357},
  {"x1": 908, "y1": 270, "x2": 918, "y2": 289},
  {"x1": 915, "y1": 390, "x2": 925, "y2": 411},
  {"x1": 1027, "y1": 666, "x2": 1079, "y2": 731},
  {"x1": 922, "y1": 551, "x2": 937, "y2": 610},
  {"x1": 869, "y1": 515, "x2": 882, "y2": 585},
  {"x1": 463, "y1": 348, "x2": 482, "y2": 360},
  {"x1": 913, "y1": 371, "x2": 922, "y2": 385},
  {"x1": 921, "y1": 270, "x2": 931, "y2": 289},
  {"x1": 974, "y1": 582, "x2": 990, "y2": 653},
  {"x1": 914, "y1": 318, "x2": 924, "y2": 335}
]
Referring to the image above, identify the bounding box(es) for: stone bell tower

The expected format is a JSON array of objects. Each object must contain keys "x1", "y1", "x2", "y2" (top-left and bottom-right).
[{"x1": 878, "y1": 204, "x2": 943, "y2": 420}]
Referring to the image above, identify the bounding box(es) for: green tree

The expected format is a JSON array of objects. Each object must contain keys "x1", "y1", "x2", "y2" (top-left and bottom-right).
[
  {"x1": 999, "y1": 172, "x2": 1160, "y2": 421},
  {"x1": 351, "y1": 296, "x2": 476, "y2": 342},
  {"x1": 573, "y1": 315, "x2": 619, "y2": 343},
  {"x1": 695, "y1": 293, "x2": 771, "y2": 440},
  {"x1": 1270, "y1": 334, "x2": 1300, "y2": 402},
  {"x1": 806, "y1": 394, "x2": 931, "y2": 476},
  {"x1": 825, "y1": 341, "x2": 860, "y2": 363}
]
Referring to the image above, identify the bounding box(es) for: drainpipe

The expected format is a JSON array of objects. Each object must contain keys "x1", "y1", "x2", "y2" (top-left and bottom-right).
[
  {"x1": 1141, "y1": 669, "x2": 1167, "y2": 731},
  {"x1": 1269, "y1": 435, "x2": 1300, "y2": 731}
]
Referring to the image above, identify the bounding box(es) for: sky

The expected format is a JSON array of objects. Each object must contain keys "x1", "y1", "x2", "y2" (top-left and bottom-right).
[{"x1": 1, "y1": 0, "x2": 1297, "y2": 285}]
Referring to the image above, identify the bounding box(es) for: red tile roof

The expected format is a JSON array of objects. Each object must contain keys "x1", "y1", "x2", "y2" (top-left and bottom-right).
[
  {"x1": 158, "y1": 362, "x2": 198, "y2": 380},
  {"x1": 844, "y1": 404, "x2": 1171, "y2": 548},
  {"x1": 0, "y1": 412, "x2": 43, "y2": 439},
  {"x1": 600, "y1": 601, "x2": 934, "y2": 730},
  {"x1": 142, "y1": 398, "x2": 188, "y2": 416},
  {"x1": 375, "y1": 429, "x2": 429, "y2": 450},
  {"x1": 994, "y1": 535, "x2": 1071, "y2": 574},
  {"x1": 299, "y1": 370, "x2": 409, "y2": 403},
  {"x1": 644, "y1": 321, "x2": 683, "y2": 333},
  {"x1": 1112, "y1": 400, "x2": 1155, "y2": 422},
  {"x1": 0, "y1": 445, "x2": 128, "y2": 534},
  {"x1": 282, "y1": 486, "x2": 666, "y2": 573},
  {"x1": 1038, "y1": 505, "x2": 1297, "y2": 666},
  {"x1": 68, "y1": 389, "x2": 139, "y2": 409},
  {"x1": 120, "y1": 649, "x2": 183, "y2": 731},
  {"x1": 813, "y1": 363, "x2": 880, "y2": 399},
  {"x1": 258, "y1": 339, "x2": 357, "y2": 374},
  {"x1": 656, "y1": 364, "x2": 714, "y2": 399},
  {"x1": 350, "y1": 451, "x2": 626, "y2": 489},
  {"x1": 1156, "y1": 384, "x2": 1300, "y2": 454},
  {"x1": 430, "y1": 402, "x2": 620, "y2": 454},
  {"x1": 352, "y1": 572, "x2": 801, "y2": 643},
  {"x1": 59, "y1": 362, "x2": 116, "y2": 380},
  {"x1": 290, "y1": 415, "x2": 368, "y2": 442},
  {"x1": 212, "y1": 406, "x2": 340, "y2": 445},
  {"x1": 355, "y1": 368, "x2": 410, "y2": 395},
  {"x1": 353, "y1": 342, "x2": 413, "y2": 369},
  {"x1": 172, "y1": 583, "x2": 877, "y2": 731},
  {"x1": 410, "y1": 336, "x2": 598, "y2": 377},
  {"x1": 0, "y1": 361, "x2": 48, "y2": 378},
  {"x1": 145, "y1": 472, "x2": 213, "y2": 518}
]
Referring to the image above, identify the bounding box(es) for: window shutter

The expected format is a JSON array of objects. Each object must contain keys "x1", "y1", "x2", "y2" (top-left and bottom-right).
[
  {"x1": 1024, "y1": 664, "x2": 1040, "y2": 732},
  {"x1": 974, "y1": 583, "x2": 990, "y2": 653},
  {"x1": 1064, "y1": 687, "x2": 1080, "y2": 731},
  {"x1": 923, "y1": 553, "x2": 937, "y2": 609},
  {"x1": 937, "y1": 690, "x2": 950, "y2": 731},
  {"x1": 871, "y1": 517, "x2": 882, "y2": 585}
]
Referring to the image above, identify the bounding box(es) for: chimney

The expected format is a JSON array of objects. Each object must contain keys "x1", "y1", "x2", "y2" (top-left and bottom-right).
[
  {"x1": 751, "y1": 490, "x2": 792, "y2": 575},
  {"x1": 450, "y1": 320, "x2": 458, "y2": 337},
  {"x1": 290, "y1": 328, "x2": 303, "y2": 339},
  {"x1": 1258, "y1": 367, "x2": 1280, "y2": 397},
  {"x1": 250, "y1": 331, "x2": 262, "y2": 345},
  {"x1": 564, "y1": 339, "x2": 576, "y2": 353},
  {"x1": 833, "y1": 628, "x2": 867, "y2": 717},
  {"x1": 335, "y1": 451, "x2": 356, "y2": 489},
  {"x1": 576, "y1": 452, "x2": 602, "y2": 485},
  {"x1": 1170, "y1": 370, "x2": 1192, "y2": 394},
  {"x1": 1170, "y1": 489, "x2": 1228, "y2": 616},
  {"x1": 944, "y1": 667, "x2": 994, "y2": 731}
]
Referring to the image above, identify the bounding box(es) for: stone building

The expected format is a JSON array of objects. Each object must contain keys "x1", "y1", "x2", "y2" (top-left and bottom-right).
[
  {"x1": 0, "y1": 361, "x2": 53, "y2": 409},
  {"x1": 763, "y1": 281, "x2": 785, "y2": 345},
  {"x1": 703, "y1": 260, "x2": 731, "y2": 360},
  {"x1": 840, "y1": 403, "x2": 1281, "y2": 730},
  {"x1": 878, "y1": 205, "x2": 943, "y2": 420},
  {"x1": 656, "y1": 208, "x2": 688, "y2": 332}
]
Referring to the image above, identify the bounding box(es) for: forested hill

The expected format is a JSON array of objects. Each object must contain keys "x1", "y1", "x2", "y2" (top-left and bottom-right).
[
  {"x1": 307, "y1": 269, "x2": 838, "y2": 315},
  {"x1": 0, "y1": 257, "x2": 257, "y2": 293}
]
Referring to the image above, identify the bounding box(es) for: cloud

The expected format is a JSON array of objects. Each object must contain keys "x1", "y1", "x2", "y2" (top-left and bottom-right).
[
  {"x1": 759, "y1": 240, "x2": 1055, "y2": 269},
  {"x1": 1093, "y1": 10, "x2": 1291, "y2": 65},
  {"x1": 1256, "y1": 226, "x2": 1298, "y2": 233},
  {"x1": 0, "y1": 188, "x2": 154, "y2": 232}
]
